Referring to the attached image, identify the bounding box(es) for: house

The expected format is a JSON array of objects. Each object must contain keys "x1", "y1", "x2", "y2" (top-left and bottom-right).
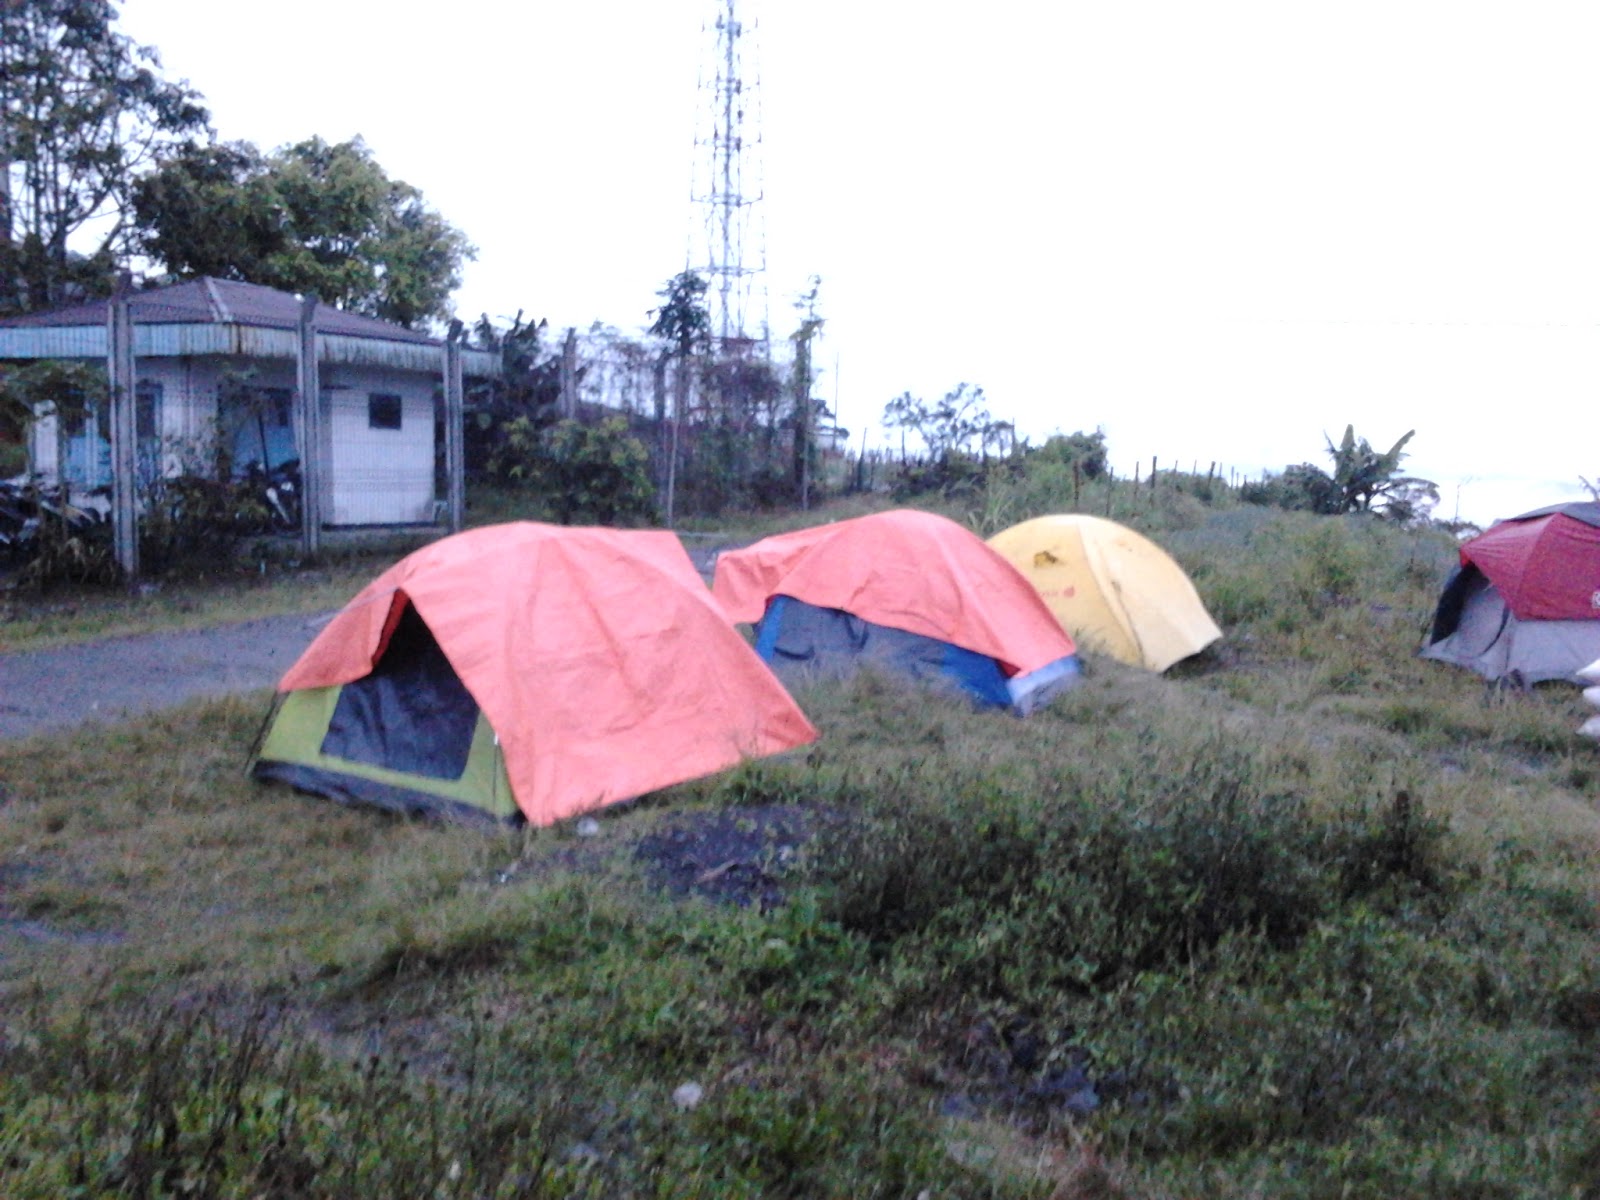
[{"x1": 0, "y1": 278, "x2": 498, "y2": 526}]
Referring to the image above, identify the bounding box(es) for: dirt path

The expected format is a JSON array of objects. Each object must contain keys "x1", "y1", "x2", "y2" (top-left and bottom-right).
[
  {"x1": 0, "y1": 610, "x2": 336, "y2": 740},
  {"x1": 0, "y1": 535, "x2": 740, "y2": 742}
]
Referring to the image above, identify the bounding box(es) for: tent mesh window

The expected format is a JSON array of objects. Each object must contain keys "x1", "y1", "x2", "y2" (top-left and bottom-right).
[{"x1": 321, "y1": 605, "x2": 480, "y2": 779}]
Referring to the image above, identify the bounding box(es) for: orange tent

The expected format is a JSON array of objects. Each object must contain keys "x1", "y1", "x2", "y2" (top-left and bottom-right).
[
  {"x1": 712, "y1": 510, "x2": 1078, "y2": 710},
  {"x1": 254, "y1": 523, "x2": 818, "y2": 826}
]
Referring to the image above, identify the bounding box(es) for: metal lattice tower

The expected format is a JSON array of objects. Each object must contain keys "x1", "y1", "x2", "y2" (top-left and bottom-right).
[{"x1": 688, "y1": 0, "x2": 768, "y2": 352}]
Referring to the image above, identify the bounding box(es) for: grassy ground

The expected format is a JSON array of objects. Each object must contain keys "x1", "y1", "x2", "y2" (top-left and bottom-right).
[{"x1": 2, "y1": 487, "x2": 1599, "y2": 1197}]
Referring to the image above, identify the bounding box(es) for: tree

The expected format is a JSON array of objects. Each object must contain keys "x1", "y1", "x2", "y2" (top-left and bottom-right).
[
  {"x1": 0, "y1": 358, "x2": 100, "y2": 468},
  {"x1": 0, "y1": 0, "x2": 208, "y2": 313},
  {"x1": 465, "y1": 309, "x2": 561, "y2": 477},
  {"x1": 882, "y1": 382, "x2": 1005, "y2": 462},
  {"x1": 648, "y1": 270, "x2": 710, "y2": 523},
  {"x1": 789, "y1": 276, "x2": 824, "y2": 507},
  {"x1": 1031, "y1": 429, "x2": 1109, "y2": 478},
  {"x1": 132, "y1": 136, "x2": 474, "y2": 328},
  {"x1": 124, "y1": 141, "x2": 280, "y2": 283},
  {"x1": 649, "y1": 269, "x2": 711, "y2": 361},
  {"x1": 1244, "y1": 426, "x2": 1438, "y2": 522},
  {"x1": 1322, "y1": 425, "x2": 1436, "y2": 517}
]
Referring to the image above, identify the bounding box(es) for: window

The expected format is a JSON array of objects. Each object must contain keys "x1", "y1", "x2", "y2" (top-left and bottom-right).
[
  {"x1": 368, "y1": 393, "x2": 402, "y2": 430},
  {"x1": 136, "y1": 381, "x2": 161, "y2": 443}
]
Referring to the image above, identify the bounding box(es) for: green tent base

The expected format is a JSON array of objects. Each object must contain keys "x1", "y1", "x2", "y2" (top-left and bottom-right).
[{"x1": 251, "y1": 686, "x2": 519, "y2": 825}]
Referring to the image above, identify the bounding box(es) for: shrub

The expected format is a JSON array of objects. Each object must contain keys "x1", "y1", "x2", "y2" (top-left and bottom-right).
[
  {"x1": 490, "y1": 415, "x2": 656, "y2": 525},
  {"x1": 814, "y1": 735, "x2": 1454, "y2": 1009},
  {"x1": 138, "y1": 472, "x2": 274, "y2": 575}
]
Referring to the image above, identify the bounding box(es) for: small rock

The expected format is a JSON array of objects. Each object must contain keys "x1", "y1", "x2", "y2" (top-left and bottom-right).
[
  {"x1": 672, "y1": 1081, "x2": 705, "y2": 1111},
  {"x1": 575, "y1": 817, "x2": 601, "y2": 838}
]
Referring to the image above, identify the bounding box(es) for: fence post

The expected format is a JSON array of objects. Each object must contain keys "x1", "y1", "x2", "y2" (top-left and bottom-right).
[
  {"x1": 106, "y1": 280, "x2": 138, "y2": 583},
  {"x1": 444, "y1": 328, "x2": 465, "y2": 534},
  {"x1": 294, "y1": 295, "x2": 323, "y2": 555}
]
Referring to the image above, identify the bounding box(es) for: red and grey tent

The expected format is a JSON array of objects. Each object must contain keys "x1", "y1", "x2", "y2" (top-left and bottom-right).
[
  {"x1": 1422, "y1": 501, "x2": 1600, "y2": 683},
  {"x1": 251, "y1": 523, "x2": 818, "y2": 825}
]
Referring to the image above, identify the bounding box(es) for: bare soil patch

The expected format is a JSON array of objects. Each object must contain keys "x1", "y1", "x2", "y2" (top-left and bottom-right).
[{"x1": 631, "y1": 802, "x2": 831, "y2": 910}]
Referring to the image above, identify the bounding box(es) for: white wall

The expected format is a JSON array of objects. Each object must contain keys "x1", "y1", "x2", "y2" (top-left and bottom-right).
[{"x1": 322, "y1": 365, "x2": 437, "y2": 525}]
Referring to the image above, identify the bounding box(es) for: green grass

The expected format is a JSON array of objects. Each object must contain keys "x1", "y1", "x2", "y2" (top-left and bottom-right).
[{"x1": 4, "y1": 484, "x2": 1600, "y2": 1197}]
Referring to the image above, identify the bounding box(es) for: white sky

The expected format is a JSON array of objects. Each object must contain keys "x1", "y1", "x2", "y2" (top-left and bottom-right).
[{"x1": 115, "y1": 0, "x2": 1599, "y2": 525}]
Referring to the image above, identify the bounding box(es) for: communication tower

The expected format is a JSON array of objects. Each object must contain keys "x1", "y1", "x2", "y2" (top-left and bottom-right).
[{"x1": 688, "y1": 0, "x2": 768, "y2": 352}]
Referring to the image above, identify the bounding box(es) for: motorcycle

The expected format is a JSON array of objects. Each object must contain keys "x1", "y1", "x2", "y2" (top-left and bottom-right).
[{"x1": 239, "y1": 459, "x2": 302, "y2": 532}]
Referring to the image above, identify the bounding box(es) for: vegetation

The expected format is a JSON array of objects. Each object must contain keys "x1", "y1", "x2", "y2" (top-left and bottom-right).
[
  {"x1": 489, "y1": 415, "x2": 656, "y2": 526},
  {"x1": 883, "y1": 382, "x2": 1014, "y2": 464},
  {"x1": 0, "y1": 0, "x2": 209, "y2": 313},
  {"x1": 3, "y1": 12, "x2": 1592, "y2": 1191},
  {"x1": 131, "y1": 135, "x2": 475, "y2": 328},
  {"x1": 0, "y1": 358, "x2": 100, "y2": 457},
  {"x1": 4, "y1": 468, "x2": 1599, "y2": 1196},
  {"x1": 1242, "y1": 425, "x2": 1440, "y2": 523}
]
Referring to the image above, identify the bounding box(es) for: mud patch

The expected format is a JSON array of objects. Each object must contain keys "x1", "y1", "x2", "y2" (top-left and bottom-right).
[{"x1": 632, "y1": 804, "x2": 831, "y2": 910}]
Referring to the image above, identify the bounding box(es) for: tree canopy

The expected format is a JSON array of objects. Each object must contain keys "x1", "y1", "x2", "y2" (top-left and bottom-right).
[
  {"x1": 648, "y1": 270, "x2": 711, "y2": 360},
  {"x1": 132, "y1": 136, "x2": 474, "y2": 329},
  {"x1": 0, "y1": 0, "x2": 208, "y2": 313},
  {"x1": 882, "y1": 383, "x2": 1013, "y2": 461}
]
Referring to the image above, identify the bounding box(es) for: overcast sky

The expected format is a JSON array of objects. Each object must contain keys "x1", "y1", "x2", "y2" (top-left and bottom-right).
[{"x1": 117, "y1": 0, "x2": 1598, "y2": 525}]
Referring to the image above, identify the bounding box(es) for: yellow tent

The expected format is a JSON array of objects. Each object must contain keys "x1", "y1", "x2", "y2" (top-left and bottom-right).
[{"x1": 987, "y1": 514, "x2": 1222, "y2": 672}]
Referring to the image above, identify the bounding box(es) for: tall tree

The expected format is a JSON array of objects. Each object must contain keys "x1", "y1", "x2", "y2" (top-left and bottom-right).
[
  {"x1": 790, "y1": 275, "x2": 824, "y2": 507},
  {"x1": 648, "y1": 270, "x2": 710, "y2": 523},
  {"x1": 649, "y1": 269, "x2": 711, "y2": 363},
  {"x1": 0, "y1": 0, "x2": 208, "y2": 313},
  {"x1": 124, "y1": 140, "x2": 279, "y2": 282},
  {"x1": 132, "y1": 136, "x2": 474, "y2": 328}
]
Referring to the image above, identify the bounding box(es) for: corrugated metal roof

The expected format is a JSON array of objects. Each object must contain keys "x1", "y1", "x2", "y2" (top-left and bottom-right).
[
  {"x1": 0, "y1": 277, "x2": 437, "y2": 344},
  {"x1": 0, "y1": 277, "x2": 500, "y2": 375}
]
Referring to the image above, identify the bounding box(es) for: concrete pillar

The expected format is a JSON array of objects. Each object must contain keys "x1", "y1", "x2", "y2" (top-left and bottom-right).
[
  {"x1": 294, "y1": 295, "x2": 323, "y2": 554},
  {"x1": 106, "y1": 284, "x2": 138, "y2": 582}
]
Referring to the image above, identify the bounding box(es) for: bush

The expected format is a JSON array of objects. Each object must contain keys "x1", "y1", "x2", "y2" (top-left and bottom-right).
[
  {"x1": 138, "y1": 472, "x2": 274, "y2": 575},
  {"x1": 814, "y1": 736, "x2": 1453, "y2": 1007},
  {"x1": 490, "y1": 415, "x2": 656, "y2": 525}
]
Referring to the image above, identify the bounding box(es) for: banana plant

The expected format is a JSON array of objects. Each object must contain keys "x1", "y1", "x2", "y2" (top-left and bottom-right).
[{"x1": 1324, "y1": 424, "x2": 1433, "y2": 515}]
